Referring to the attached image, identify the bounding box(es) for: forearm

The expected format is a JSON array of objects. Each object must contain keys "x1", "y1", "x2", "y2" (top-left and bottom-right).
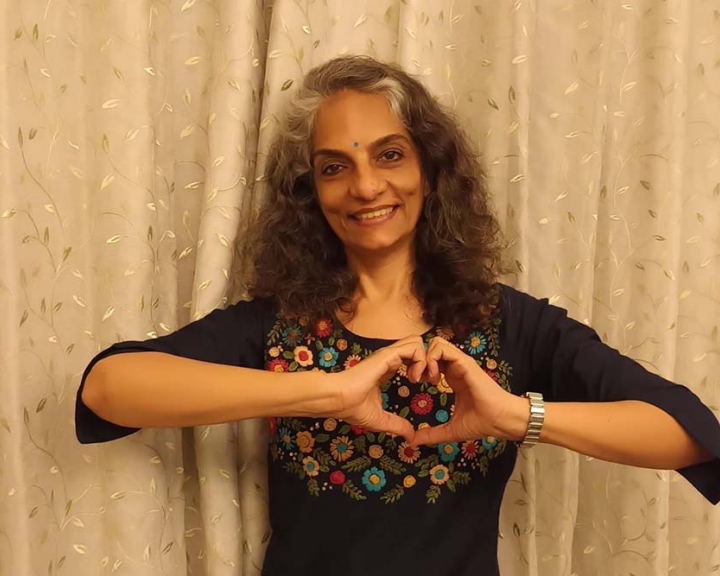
[
  {"x1": 82, "y1": 352, "x2": 338, "y2": 428},
  {"x1": 501, "y1": 398, "x2": 713, "y2": 469}
]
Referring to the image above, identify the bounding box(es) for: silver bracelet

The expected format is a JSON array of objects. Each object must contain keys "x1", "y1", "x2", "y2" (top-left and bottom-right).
[{"x1": 518, "y1": 392, "x2": 545, "y2": 449}]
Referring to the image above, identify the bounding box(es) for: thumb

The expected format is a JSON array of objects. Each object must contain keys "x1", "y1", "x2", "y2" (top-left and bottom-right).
[
  {"x1": 412, "y1": 423, "x2": 455, "y2": 447},
  {"x1": 375, "y1": 411, "x2": 416, "y2": 443}
]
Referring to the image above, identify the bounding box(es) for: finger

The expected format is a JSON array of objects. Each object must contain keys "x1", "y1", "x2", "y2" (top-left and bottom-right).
[
  {"x1": 373, "y1": 411, "x2": 416, "y2": 443},
  {"x1": 386, "y1": 337, "x2": 427, "y2": 383},
  {"x1": 412, "y1": 423, "x2": 457, "y2": 447}
]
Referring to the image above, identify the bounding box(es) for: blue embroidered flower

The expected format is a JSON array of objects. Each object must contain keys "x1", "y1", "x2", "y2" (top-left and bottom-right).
[
  {"x1": 282, "y1": 325, "x2": 303, "y2": 347},
  {"x1": 435, "y1": 409, "x2": 449, "y2": 423},
  {"x1": 482, "y1": 437, "x2": 498, "y2": 451},
  {"x1": 361, "y1": 467, "x2": 387, "y2": 492},
  {"x1": 381, "y1": 392, "x2": 389, "y2": 410},
  {"x1": 466, "y1": 332, "x2": 487, "y2": 354},
  {"x1": 318, "y1": 347, "x2": 339, "y2": 368},
  {"x1": 278, "y1": 427, "x2": 294, "y2": 450},
  {"x1": 438, "y1": 442, "x2": 460, "y2": 462}
]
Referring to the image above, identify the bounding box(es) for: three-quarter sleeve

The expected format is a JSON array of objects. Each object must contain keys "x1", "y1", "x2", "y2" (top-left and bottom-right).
[
  {"x1": 75, "y1": 298, "x2": 272, "y2": 444},
  {"x1": 501, "y1": 285, "x2": 720, "y2": 504}
]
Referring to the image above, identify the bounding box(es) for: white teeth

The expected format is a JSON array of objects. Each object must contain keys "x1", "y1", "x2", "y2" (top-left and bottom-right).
[{"x1": 355, "y1": 207, "x2": 394, "y2": 221}]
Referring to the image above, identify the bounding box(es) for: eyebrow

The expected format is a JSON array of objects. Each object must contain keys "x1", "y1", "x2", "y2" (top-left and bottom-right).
[{"x1": 311, "y1": 133, "x2": 411, "y2": 163}]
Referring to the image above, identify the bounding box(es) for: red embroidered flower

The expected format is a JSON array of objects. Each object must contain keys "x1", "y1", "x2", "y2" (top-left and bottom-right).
[
  {"x1": 344, "y1": 354, "x2": 362, "y2": 369},
  {"x1": 350, "y1": 424, "x2": 366, "y2": 436},
  {"x1": 267, "y1": 359, "x2": 289, "y2": 373},
  {"x1": 268, "y1": 417, "x2": 278, "y2": 436},
  {"x1": 410, "y1": 393, "x2": 433, "y2": 415},
  {"x1": 329, "y1": 471, "x2": 346, "y2": 485},
  {"x1": 461, "y1": 440, "x2": 478, "y2": 460},
  {"x1": 314, "y1": 318, "x2": 334, "y2": 337}
]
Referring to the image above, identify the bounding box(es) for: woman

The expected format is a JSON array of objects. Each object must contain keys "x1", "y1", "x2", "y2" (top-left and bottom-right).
[{"x1": 77, "y1": 56, "x2": 720, "y2": 576}]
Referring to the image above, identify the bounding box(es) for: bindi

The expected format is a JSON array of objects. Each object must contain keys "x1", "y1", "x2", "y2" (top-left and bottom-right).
[{"x1": 352, "y1": 141, "x2": 359, "y2": 148}]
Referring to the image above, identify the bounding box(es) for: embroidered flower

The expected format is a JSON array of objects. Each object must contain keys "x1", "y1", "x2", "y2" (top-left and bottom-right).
[
  {"x1": 344, "y1": 354, "x2": 362, "y2": 369},
  {"x1": 293, "y1": 346, "x2": 313, "y2": 367},
  {"x1": 381, "y1": 392, "x2": 389, "y2": 410},
  {"x1": 323, "y1": 418, "x2": 337, "y2": 432},
  {"x1": 482, "y1": 437, "x2": 498, "y2": 450},
  {"x1": 403, "y1": 475, "x2": 416, "y2": 488},
  {"x1": 318, "y1": 347, "x2": 339, "y2": 368},
  {"x1": 396, "y1": 363, "x2": 408, "y2": 378},
  {"x1": 278, "y1": 427, "x2": 294, "y2": 450},
  {"x1": 329, "y1": 470, "x2": 346, "y2": 485},
  {"x1": 269, "y1": 347, "x2": 280, "y2": 358},
  {"x1": 302, "y1": 456, "x2": 320, "y2": 477},
  {"x1": 368, "y1": 445, "x2": 384, "y2": 459},
  {"x1": 438, "y1": 442, "x2": 460, "y2": 462},
  {"x1": 467, "y1": 332, "x2": 487, "y2": 354},
  {"x1": 298, "y1": 315, "x2": 309, "y2": 327},
  {"x1": 435, "y1": 410, "x2": 449, "y2": 423},
  {"x1": 296, "y1": 431, "x2": 315, "y2": 454},
  {"x1": 314, "y1": 318, "x2": 334, "y2": 337},
  {"x1": 267, "y1": 358, "x2": 289, "y2": 373},
  {"x1": 336, "y1": 338, "x2": 348, "y2": 351},
  {"x1": 436, "y1": 326, "x2": 455, "y2": 340},
  {"x1": 282, "y1": 325, "x2": 303, "y2": 347},
  {"x1": 268, "y1": 417, "x2": 278, "y2": 436},
  {"x1": 486, "y1": 359, "x2": 498, "y2": 370},
  {"x1": 398, "y1": 442, "x2": 420, "y2": 464},
  {"x1": 398, "y1": 386, "x2": 410, "y2": 398},
  {"x1": 361, "y1": 467, "x2": 387, "y2": 492},
  {"x1": 462, "y1": 440, "x2": 479, "y2": 460},
  {"x1": 410, "y1": 393, "x2": 433, "y2": 415},
  {"x1": 436, "y1": 374, "x2": 453, "y2": 393},
  {"x1": 330, "y1": 436, "x2": 354, "y2": 461},
  {"x1": 429, "y1": 464, "x2": 450, "y2": 485}
]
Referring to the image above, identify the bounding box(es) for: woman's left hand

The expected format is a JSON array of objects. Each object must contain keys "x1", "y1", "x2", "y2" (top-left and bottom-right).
[{"x1": 412, "y1": 337, "x2": 528, "y2": 446}]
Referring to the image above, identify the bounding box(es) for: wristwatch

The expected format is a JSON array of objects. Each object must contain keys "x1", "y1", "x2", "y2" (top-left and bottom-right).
[{"x1": 518, "y1": 392, "x2": 545, "y2": 449}]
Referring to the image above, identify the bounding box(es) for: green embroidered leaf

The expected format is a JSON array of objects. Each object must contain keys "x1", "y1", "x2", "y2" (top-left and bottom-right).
[
  {"x1": 426, "y1": 485, "x2": 441, "y2": 503},
  {"x1": 416, "y1": 454, "x2": 440, "y2": 470},
  {"x1": 380, "y1": 485, "x2": 405, "y2": 504},
  {"x1": 440, "y1": 393, "x2": 447, "y2": 407},
  {"x1": 354, "y1": 436, "x2": 366, "y2": 453},
  {"x1": 451, "y1": 471, "x2": 471, "y2": 485},
  {"x1": 282, "y1": 351, "x2": 294, "y2": 360},
  {"x1": 398, "y1": 406, "x2": 410, "y2": 419},
  {"x1": 378, "y1": 455, "x2": 405, "y2": 476},
  {"x1": 315, "y1": 434, "x2": 330, "y2": 443},
  {"x1": 342, "y1": 455, "x2": 372, "y2": 472},
  {"x1": 427, "y1": 387, "x2": 438, "y2": 395},
  {"x1": 289, "y1": 361, "x2": 298, "y2": 371},
  {"x1": 385, "y1": 437, "x2": 398, "y2": 450},
  {"x1": 313, "y1": 450, "x2": 333, "y2": 468},
  {"x1": 283, "y1": 460, "x2": 304, "y2": 480},
  {"x1": 342, "y1": 480, "x2": 367, "y2": 501},
  {"x1": 350, "y1": 343, "x2": 362, "y2": 355},
  {"x1": 447, "y1": 479, "x2": 456, "y2": 493},
  {"x1": 307, "y1": 478, "x2": 319, "y2": 496},
  {"x1": 327, "y1": 337, "x2": 335, "y2": 346},
  {"x1": 377, "y1": 432, "x2": 386, "y2": 443},
  {"x1": 366, "y1": 432, "x2": 376, "y2": 442},
  {"x1": 338, "y1": 424, "x2": 351, "y2": 435},
  {"x1": 315, "y1": 340, "x2": 323, "y2": 351},
  {"x1": 418, "y1": 469, "x2": 429, "y2": 478}
]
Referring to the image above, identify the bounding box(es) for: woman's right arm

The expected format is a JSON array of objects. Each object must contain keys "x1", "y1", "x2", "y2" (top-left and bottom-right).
[{"x1": 82, "y1": 352, "x2": 339, "y2": 429}]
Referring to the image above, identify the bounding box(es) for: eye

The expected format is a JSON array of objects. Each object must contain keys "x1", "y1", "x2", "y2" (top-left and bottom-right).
[
  {"x1": 321, "y1": 163, "x2": 344, "y2": 176},
  {"x1": 380, "y1": 149, "x2": 403, "y2": 163}
]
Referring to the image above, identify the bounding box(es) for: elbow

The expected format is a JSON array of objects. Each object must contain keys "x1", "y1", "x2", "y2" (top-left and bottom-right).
[{"x1": 82, "y1": 360, "x2": 112, "y2": 419}]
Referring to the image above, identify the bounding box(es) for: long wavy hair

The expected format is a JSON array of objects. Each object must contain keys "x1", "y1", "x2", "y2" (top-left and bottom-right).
[{"x1": 246, "y1": 55, "x2": 504, "y2": 327}]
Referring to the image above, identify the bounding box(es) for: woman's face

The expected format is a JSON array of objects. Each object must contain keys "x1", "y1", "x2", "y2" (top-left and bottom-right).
[{"x1": 311, "y1": 89, "x2": 424, "y2": 259}]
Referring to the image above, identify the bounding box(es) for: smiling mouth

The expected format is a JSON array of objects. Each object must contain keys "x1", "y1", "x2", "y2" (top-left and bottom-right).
[{"x1": 352, "y1": 206, "x2": 397, "y2": 221}]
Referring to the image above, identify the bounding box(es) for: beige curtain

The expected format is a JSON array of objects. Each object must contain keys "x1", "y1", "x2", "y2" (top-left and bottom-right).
[{"x1": 1, "y1": 0, "x2": 718, "y2": 574}]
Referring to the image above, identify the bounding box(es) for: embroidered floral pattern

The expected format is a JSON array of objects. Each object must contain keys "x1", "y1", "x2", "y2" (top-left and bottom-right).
[{"x1": 266, "y1": 313, "x2": 512, "y2": 504}]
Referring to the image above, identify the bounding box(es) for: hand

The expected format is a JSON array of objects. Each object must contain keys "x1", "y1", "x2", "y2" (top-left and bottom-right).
[
  {"x1": 331, "y1": 335, "x2": 427, "y2": 442},
  {"x1": 413, "y1": 337, "x2": 527, "y2": 446}
]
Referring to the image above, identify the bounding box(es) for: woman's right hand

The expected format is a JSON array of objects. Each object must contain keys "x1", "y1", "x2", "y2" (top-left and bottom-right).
[{"x1": 329, "y1": 335, "x2": 427, "y2": 442}]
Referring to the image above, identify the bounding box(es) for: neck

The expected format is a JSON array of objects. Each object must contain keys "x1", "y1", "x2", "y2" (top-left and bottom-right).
[{"x1": 345, "y1": 245, "x2": 415, "y2": 303}]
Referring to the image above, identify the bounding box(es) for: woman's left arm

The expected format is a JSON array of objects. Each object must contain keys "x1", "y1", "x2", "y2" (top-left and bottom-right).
[{"x1": 498, "y1": 396, "x2": 714, "y2": 470}]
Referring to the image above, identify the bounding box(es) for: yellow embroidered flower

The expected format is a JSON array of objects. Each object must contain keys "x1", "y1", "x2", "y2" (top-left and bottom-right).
[
  {"x1": 398, "y1": 442, "x2": 420, "y2": 464},
  {"x1": 396, "y1": 363, "x2": 408, "y2": 378},
  {"x1": 336, "y1": 339, "x2": 348, "y2": 351},
  {"x1": 302, "y1": 456, "x2": 320, "y2": 477},
  {"x1": 418, "y1": 422, "x2": 431, "y2": 430},
  {"x1": 368, "y1": 444, "x2": 384, "y2": 459},
  {"x1": 429, "y1": 464, "x2": 449, "y2": 485},
  {"x1": 296, "y1": 431, "x2": 315, "y2": 454},
  {"x1": 403, "y1": 475, "x2": 416, "y2": 488},
  {"x1": 269, "y1": 347, "x2": 280, "y2": 358},
  {"x1": 293, "y1": 346, "x2": 313, "y2": 367},
  {"x1": 398, "y1": 386, "x2": 410, "y2": 398},
  {"x1": 436, "y1": 374, "x2": 453, "y2": 393},
  {"x1": 323, "y1": 418, "x2": 337, "y2": 432},
  {"x1": 486, "y1": 359, "x2": 497, "y2": 370},
  {"x1": 436, "y1": 327, "x2": 454, "y2": 340},
  {"x1": 330, "y1": 436, "x2": 354, "y2": 462}
]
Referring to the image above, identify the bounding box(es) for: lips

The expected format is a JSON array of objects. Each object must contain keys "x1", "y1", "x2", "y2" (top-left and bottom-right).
[{"x1": 351, "y1": 206, "x2": 398, "y2": 221}]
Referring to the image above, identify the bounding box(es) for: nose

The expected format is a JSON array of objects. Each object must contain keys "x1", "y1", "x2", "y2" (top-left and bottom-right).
[{"x1": 350, "y1": 162, "x2": 386, "y2": 201}]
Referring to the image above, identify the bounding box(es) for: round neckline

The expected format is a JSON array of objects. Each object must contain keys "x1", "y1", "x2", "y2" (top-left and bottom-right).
[{"x1": 331, "y1": 313, "x2": 436, "y2": 344}]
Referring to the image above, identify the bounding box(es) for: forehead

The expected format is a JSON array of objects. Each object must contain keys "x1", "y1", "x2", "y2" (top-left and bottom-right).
[{"x1": 313, "y1": 90, "x2": 409, "y2": 150}]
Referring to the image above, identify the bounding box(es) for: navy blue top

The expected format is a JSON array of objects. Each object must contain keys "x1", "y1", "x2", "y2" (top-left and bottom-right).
[{"x1": 76, "y1": 285, "x2": 720, "y2": 576}]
